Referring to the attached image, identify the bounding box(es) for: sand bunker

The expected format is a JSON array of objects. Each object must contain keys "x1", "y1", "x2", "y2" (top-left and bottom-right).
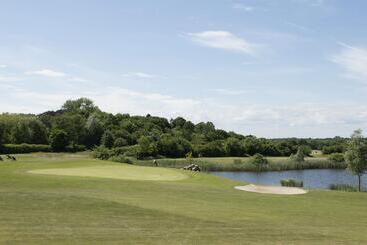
[{"x1": 235, "y1": 184, "x2": 307, "y2": 195}]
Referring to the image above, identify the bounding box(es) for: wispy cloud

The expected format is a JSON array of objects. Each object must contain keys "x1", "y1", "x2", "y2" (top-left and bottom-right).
[
  {"x1": 0, "y1": 65, "x2": 7, "y2": 69},
  {"x1": 233, "y1": 3, "x2": 254, "y2": 12},
  {"x1": 285, "y1": 21, "x2": 310, "y2": 32},
  {"x1": 331, "y1": 43, "x2": 367, "y2": 81},
  {"x1": 122, "y1": 72, "x2": 157, "y2": 79},
  {"x1": 186, "y1": 31, "x2": 256, "y2": 55},
  {"x1": 0, "y1": 76, "x2": 22, "y2": 82},
  {"x1": 291, "y1": 0, "x2": 326, "y2": 7},
  {"x1": 68, "y1": 77, "x2": 88, "y2": 82},
  {"x1": 211, "y1": 88, "x2": 248, "y2": 95},
  {"x1": 26, "y1": 69, "x2": 67, "y2": 78}
]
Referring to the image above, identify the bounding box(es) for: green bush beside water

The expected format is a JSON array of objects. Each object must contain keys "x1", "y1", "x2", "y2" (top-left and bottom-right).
[{"x1": 280, "y1": 179, "x2": 304, "y2": 187}]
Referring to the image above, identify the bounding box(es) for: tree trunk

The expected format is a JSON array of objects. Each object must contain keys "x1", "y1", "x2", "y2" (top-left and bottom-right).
[{"x1": 358, "y1": 175, "x2": 361, "y2": 192}]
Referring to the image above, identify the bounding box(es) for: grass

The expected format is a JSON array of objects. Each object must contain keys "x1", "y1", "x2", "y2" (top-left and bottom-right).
[
  {"x1": 135, "y1": 156, "x2": 346, "y2": 172},
  {"x1": 0, "y1": 153, "x2": 367, "y2": 244},
  {"x1": 30, "y1": 165, "x2": 188, "y2": 181}
]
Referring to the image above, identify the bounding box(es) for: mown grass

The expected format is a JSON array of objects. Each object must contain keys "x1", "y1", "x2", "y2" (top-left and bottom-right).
[
  {"x1": 135, "y1": 156, "x2": 346, "y2": 172},
  {"x1": 0, "y1": 153, "x2": 366, "y2": 244}
]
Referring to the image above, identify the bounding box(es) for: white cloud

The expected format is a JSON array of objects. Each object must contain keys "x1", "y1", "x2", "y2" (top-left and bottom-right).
[
  {"x1": 68, "y1": 77, "x2": 88, "y2": 82},
  {"x1": 233, "y1": 3, "x2": 254, "y2": 12},
  {"x1": 187, "y1": 31, "x2": 256, "y2": 55},
  {"x1": 0, "y1": 76, "x2": 22, "y2": 82},
  {"x1": 122, "y1": 72, "x2": 157, "y2": 79},
  {"x1": 211, "y1": 88, "x2": 248, "y2": 95},
  {"x1": 1, "y1": 83, "x2": 367, "y2": 137},
  {"x1": 0, "y1": 65, "x2": 7, "y2": 68},
  {"x1": 331, "y1": 44, "x2": 367, "y2": 81},
  {"x1": 26, "y1": 69, "x2": 67, "y2": 78}
]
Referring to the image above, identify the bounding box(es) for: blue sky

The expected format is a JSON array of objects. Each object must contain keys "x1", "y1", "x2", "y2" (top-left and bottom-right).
[{"x1": 1, "y1": 0, "x2": 367, "y2": 138}]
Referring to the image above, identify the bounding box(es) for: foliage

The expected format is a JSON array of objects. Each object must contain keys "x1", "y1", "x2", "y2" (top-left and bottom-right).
[
  {"x1": 290, "y1": 146, "x2": 306, "y2": 162},
  {"x1": 329, "y1": 184, "x2": 359, "y2": 192},
  {"x1": 108, "y1": 155, "x2": 133, "y2": 164},
  {"x1": 50, "y1": 129, "x2": 69, "y2": 152},
  {"x1": 251, "y1": 153, "x2": 268, "y2": 171},
  {"x1": 344, "y1": 129, "x2": 367, "y2": 191},
  {"x1": 328, "y1": 153, "x2": 345, "y2": 163},
  {"x1": 92, "y1": 145, "x2": 112, "y2": 160},
  {"x1": 1, "y1": 144, "x2": 51, "y2": 154},
  {"x1": 0, "y1": 98, "x2": 356, "y2": 158},
  {"x1": 280, "y1": 179, "x2": 304, "y2": 187},
  {"x1": 101, "y1": 130, "x2": 114, "y2": 148}
]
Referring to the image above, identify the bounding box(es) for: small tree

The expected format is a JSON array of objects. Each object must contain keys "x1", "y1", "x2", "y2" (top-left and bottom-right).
[
  {"x1": 251, "y1": 153, "x2": 268, "y2": 171},
  {"x1": 344, "y1": 129, "x2": 367, "y2": 192},
  {"x1": 290, "y1": 146, "x2": 305, "y2": 162}
]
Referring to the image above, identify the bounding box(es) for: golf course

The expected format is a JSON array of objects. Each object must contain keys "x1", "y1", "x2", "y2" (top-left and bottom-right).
[{"x1": 1, "y1": 153, "x2": 367, "y2": 244}]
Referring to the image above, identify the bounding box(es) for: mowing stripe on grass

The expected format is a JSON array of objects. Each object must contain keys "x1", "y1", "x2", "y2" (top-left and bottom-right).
[{"x1": 29, "y1": 165, "x2": 188, "y2": 181}]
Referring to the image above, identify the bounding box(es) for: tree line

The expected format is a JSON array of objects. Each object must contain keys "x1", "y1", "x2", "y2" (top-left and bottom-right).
[{"x1": 0, "y1": 98, "x2": 351, "y2": 158}]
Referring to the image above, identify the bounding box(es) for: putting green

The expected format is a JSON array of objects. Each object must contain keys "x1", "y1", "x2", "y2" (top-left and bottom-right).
[{"x1": 29, "y1": 164, "x2": 188, "y2": 181}]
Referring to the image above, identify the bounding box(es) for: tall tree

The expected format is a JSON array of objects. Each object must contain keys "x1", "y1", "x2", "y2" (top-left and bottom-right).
[{"x1": 344, "y1": 129, "x2": 367, "y2": 191}]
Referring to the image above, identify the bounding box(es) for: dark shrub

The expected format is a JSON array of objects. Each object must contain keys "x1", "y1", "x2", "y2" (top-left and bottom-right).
[
  {"x1": 280, "y1": 179, "x2": 303, "y2": 187},
  {"x1": 329, "y1": 184, "x2": 358, "y2": 192},
  {"x1": 2, "y1": 144, "x2": 51, "y2": 154},
  {"x1": 92, "y1": 146, "x2": 111, "y2": 160},
  {"x1": 109, "y1": 155, "x2": 133, "y2": 164},
  {"x1": 50, "y1": 129, "x2": 69, "y2": 152}
]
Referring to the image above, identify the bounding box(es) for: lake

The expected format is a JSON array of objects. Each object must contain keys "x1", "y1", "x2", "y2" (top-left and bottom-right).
[{"x1": 210, "y1": 169, "x2": 367, "y2": 190}]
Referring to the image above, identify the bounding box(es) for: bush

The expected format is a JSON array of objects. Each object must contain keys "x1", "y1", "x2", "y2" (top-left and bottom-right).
[
  {"x1": 66, "y1": 144, "x2": 86, "y2": 153},
  {"x1": 1, "y1": 144, "x2": 51, "y2": 154},
  {"x1": 109, "y1": 155, "x2": 133, "y2": 164},
  {"x1": 251, "y1": 153, "x2": 268, "y2": 171},
  {"x1": 328, "y1": 153, "x2": 345, "y2": 163},
  {"x1": 329, "y1": 184, "x2": 358, "y2": 192},
  {"x1": 280, "y1": 179, "x2": 304, "y2": 187},
  {"x1": 290, "y1": 146, "x2": 305, "y2": 162},
  {"x1": 92, "y1": 146, "x2": 111, "y2": 160}
]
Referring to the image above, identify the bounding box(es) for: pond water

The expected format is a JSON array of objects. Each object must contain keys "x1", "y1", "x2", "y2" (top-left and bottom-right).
[{"x1": 210, "y1": 169, "x2": 367, "y2": 190}]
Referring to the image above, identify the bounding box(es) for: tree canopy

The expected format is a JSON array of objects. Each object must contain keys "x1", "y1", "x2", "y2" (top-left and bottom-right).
[{"x1": 0, "y1": 98, "x2": 355, "y2": 158}]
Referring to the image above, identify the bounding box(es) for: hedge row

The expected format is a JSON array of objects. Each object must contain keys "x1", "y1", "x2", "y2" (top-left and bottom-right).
[{"x1": 1, "y1": 144, "x2": 52, "y2": 154}]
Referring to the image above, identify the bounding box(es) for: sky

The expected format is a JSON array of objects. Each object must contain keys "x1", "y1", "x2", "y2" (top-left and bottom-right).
[{"x1": 1, "y1": 0, "x2": 367, "y2": 138}]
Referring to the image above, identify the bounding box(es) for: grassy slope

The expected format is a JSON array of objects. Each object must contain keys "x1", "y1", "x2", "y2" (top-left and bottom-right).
[{"x1": 0, "y1": 153, "x2": 366, "y2": 244}]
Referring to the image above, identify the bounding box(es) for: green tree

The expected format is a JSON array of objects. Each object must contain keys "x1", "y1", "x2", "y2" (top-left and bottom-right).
[
  {"x1": 224, "y1": 137, "x2": 244, "y2": 156},
  {"x1": 344, "y1": 129, "x2": 367, "y2": 191},
  {"x1": 137, "y1": 136, "x2": 157, "y2": 159},
  {"x1": 62, "y1": 98, "x2": 99, "y2": 118},
  {"x1": 29, "y1": 120, "x2": 48, "y2": 144},
  {"x1": 50, "y1": 129, "x2": 69, "y2": 152},
  {"x1": 101, "y1": 130, "x2": 114, "y2": 148},
  {"x1": 290, "y1": 146, "x2": 305, "y2": 162},
  {"x1": 251, "y1": 153, "x2": 268, "y2": 171},
  {"x1": 84, "y1": 114, "x2": 104, "y2": 148}
]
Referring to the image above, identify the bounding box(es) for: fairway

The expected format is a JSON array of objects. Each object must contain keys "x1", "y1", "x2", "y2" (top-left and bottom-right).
[
  {"x1": 30, "y1": 165, "x2": 188, "y2": 181},
  {"x1": 1, "y1": 153, "x2": 367, "y2": 244}
]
